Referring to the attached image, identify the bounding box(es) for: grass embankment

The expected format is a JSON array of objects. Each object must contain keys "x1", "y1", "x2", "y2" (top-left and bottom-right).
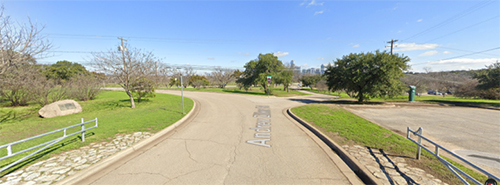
[
  {"x1": 302, "y1": 88, "x2": 500, "y2": 108},
  {"x1": 160, "y1": 86, "x2": 309, "y2": 97},
  {"x1": 291, "y1": 105, "x2": 487, "y2": 184},
  {"x1": 0, "y1": 90, "x2": 193, "y2": 176}
]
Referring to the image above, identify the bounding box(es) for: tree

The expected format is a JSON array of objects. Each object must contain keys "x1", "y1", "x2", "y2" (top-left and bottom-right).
[
  {"x1": 92, "y1": 43, "x2": 158, "y2": 108},
  {"x1": 67, "y1": 74, "x2": 102, "y2": 101},
  {"x1": 474, "y1": 61, "x2": 500, "y2": 99},
  {"x1": 0, "y1": 4, "x2": 51, "y2": 75},
  {"x1": 43, "y1": 60, "x2": 89, "y2": 82},
  {"x1": 240, "y1": 53, "x2": 286, "y2": 93},
  {"x1": 130, "y1": 77, "x2": 155, "y2": 102},
  {"x1": 210, "y1": 67, "x2": 235, "y2": 88},
  {"x1": 181, "y1": 67, "x2": 195, "y2": 88},
  {"x1": 0, "y1": 65, "x2": 41, "y2": 106},
  {"x1": 189, "y1": 75, "x2": 209, "y2": 89},
  {"x1": 325, "y1": 50, "x2": 410, "y2": 102},
  {"x1": 301, "y1": 75, "x2": 322, "y2": 90}
]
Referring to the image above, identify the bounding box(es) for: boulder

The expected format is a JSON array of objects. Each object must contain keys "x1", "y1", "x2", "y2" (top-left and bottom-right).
[{"x1": 39, "y1": 100, "x2": 82, "y2": 118}]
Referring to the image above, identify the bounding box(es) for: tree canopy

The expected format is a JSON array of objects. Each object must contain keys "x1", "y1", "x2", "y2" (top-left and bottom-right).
[
  {"x1": 325, "y1": 50, "x2": 410, "y2": 102},
  {"x1": 238, "y1": 53, "x2": 290, "y2": 93},
  {"x1": 43, "y1": 60, "x2": 89, "y2": 81}
]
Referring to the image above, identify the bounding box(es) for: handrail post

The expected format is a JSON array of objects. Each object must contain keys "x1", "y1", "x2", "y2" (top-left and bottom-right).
[
  {"x1": 81, "y1": 118, "x2": 85, "y2": 142},
  {"x1": 7, "y1": 145, "x2": 12, "y2": 156},
  {"x1": 416, "y1": 127, "x2": 423, "y2": 160},
  {"x1": 435, "y1": 146, "x2": 440, "y2": 157},
  {"x1": 406, "y1": 127, "x2": 410, "y2": 138}
]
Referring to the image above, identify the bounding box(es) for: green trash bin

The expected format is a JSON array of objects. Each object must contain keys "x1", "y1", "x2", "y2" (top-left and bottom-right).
[{"x1": 409, "y1": 86, "x2": 416, "y2": 102}]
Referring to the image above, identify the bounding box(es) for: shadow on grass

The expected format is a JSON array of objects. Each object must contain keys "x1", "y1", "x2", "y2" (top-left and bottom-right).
[
  {"x1": 423, "y1": 100, "x2": 500, "y2": 110},
  {"x1": 0, "y1": 132, "x2": 95, "y2": 178},
  {"x1": 221, "y1": 89, "x2": 266, "y2": 96},
  {"x1": 288, "y1": 98, "x2": 385, "y2": 105}
]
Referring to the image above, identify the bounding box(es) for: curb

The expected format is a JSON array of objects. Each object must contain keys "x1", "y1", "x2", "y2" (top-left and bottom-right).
[
  {"x1": 286, "y1": 108, "x2": 381, "y2": 185},
  {"x1": 56, "y1": 98, "x2": 200, "y2": 185}
]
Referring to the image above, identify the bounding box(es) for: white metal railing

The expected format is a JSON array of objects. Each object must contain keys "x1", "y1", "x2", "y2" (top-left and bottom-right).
[
  {"x1": 407, "y1": 127, "x2": 499, "y2": 185},
  {"x1": 0, "y1": 118, "x2": 98, "y2": 173}
]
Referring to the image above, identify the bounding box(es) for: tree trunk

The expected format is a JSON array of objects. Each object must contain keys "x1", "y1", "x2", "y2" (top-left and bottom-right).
[
  {"x1": 126, "y1": 90, "x2": 136, "y2": 108},
  {"x1": 358, "y1": 92, "x2": 364, "y2": 103}
]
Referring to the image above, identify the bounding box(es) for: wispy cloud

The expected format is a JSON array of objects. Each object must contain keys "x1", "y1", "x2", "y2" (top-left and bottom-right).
[
  {"x1": 317, "y1": 57, "x2": 324, "y2": 60},
  {"x1": 417, "y1": 19, "x2": 423, "y2": 22},
  {"x1": 273, "y1": 51, "x2": 289, "y2": 57},
  {"x1": 394, "y1": 43, "x2": 439, "y2": 51},
  {"x1": 314, "y1": 11, "x2": 324, "y2": 15},
  {"x1": 307, "y1": 0, "x2": 323, "y2": 6},
  {"x1": 238, "y1": 52, "x2": 250, "y2": 56},
  {"x1": 443, "y1": 51, "x2": 452, "y2": 54},
  {"x1": 419, "y1": 50, "x2": 438, "y2": 57},
  {"x1": 207, "y1": 57, "x2": 215, "y2": 60},
  {"x1": 352, "y1": 44, "x2": 359, "y2": 48},
  {"x1": 397, "y1": 30, "x2": 402, "y2": 33},
  {"x1": 428, "y1": 58, "x2": 499, "y2": 65}
]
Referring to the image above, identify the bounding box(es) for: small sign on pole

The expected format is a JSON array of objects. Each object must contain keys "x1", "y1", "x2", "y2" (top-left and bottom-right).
[{"x1": 267, "y1": 75, "x2": 272, "y2": 83}]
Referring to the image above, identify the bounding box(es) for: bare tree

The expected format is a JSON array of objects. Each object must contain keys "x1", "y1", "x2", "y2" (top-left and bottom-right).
[
  {"x1": 91, "y1": 43, "x2": 158, "y2": 108},
  {"x1": 0, "y1": 4, "x2": 51, "y2": 75},
  {"x1": 181, "y1": 67, "x2": 195, "y2": 88},
  {"x1": 0, "y1": 65, "x2": 41, "y2": 106},
  {"x1": 210, "y1": 67, "x2": 235, "y2": 88}
]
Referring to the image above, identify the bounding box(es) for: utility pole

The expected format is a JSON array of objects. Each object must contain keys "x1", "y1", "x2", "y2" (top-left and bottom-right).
[
  {"x1": 386, "y1": 39, "x2": 398, "y2": 55},
  {"x1": 118, "y1": 37, "x2": 127, "y2": 75}
]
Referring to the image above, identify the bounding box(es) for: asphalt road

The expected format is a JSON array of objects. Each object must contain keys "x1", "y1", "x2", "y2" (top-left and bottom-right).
[
  {"x1": 345, "y1": 104, "x2": 500, "y2": 174},
  {"x1": 79, "y1": 90, "x2": 358, "y2": 184}
]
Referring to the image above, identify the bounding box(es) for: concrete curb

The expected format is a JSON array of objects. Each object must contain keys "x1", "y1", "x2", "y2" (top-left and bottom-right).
[
  {"x1": 56, "y1": 98, "x2": 200, "y2": 185},
  {"x1": 286, "y1": 108, "x2": 381, "y2": 185}
]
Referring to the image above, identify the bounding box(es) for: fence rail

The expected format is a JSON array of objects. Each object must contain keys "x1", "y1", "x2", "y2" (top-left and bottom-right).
[
  {"x1": 407, "y1": 127, "x2": 499, "y2": 185},
  {"x1": 0, "y1": 118, "x2": 98, "y2": 173}
]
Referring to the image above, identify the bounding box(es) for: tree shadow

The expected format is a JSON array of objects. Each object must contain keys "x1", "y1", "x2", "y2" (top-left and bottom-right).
[
  {"x1": 0, "y1": 132, "x2": 95, "y2": 178},
  {"x1": 422, "y1": 100, "x2": 500, "y2": 111},
  {"x1": 221, "y1": 89, "x2": 265, "y2": 96},
  {"x1": 287, "y1": 98, "x2": 385, "y2": 105},
  {"x1": 367, "y1": 146, "x2": 419, "y2": 185}
]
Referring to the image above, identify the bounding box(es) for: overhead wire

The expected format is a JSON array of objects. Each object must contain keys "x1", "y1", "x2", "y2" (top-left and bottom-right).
[
  {"x1": 402, "y1": 0, "x2": 495, "y2": 42},
  {"x1": 410, "y1": 47, "x2": 500, "y2": 66}
]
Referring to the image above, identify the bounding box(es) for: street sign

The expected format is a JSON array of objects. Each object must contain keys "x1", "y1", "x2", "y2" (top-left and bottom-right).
[{"x1": 267, "y1": 75, "x2": 272, "y2": 83}]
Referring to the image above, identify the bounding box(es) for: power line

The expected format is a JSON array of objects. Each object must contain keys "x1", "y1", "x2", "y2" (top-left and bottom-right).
[
  {"x1": 402, "y1": 0, "x2": 495, "y2": 42},
  {"x1": 423, "y1": 15, "x2": 499, "y2": 43},
  {"x1": 440, "y1": 47, "x2": 500, "y2": 61},
  {"x1": 411, "y1": 47, "x2": 500, "y2": 66}
]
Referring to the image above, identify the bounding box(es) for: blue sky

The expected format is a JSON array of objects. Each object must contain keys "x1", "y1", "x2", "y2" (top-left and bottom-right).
[{"x1": 4, "y1": 0, "x2": 499, "y2": 72}]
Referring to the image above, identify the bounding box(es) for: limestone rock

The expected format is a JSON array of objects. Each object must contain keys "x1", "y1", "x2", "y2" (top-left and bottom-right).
[{"x1": 39, "y1": 100, "x2": 82, "y2": 118}]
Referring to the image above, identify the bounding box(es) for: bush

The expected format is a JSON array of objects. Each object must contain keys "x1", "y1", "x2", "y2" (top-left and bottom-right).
[{"x1": 67, "y1": 74, "x2": 102, "y2": 101}]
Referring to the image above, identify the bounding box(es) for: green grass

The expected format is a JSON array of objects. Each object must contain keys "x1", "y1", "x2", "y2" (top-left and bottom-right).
[
  {"x1": 291, "y1": 104, "x2": 487, "y2": 184},
  {"x1": 301, "y1": 88, "x2": 499, "y2": 108},
  {"x1": 0, "y1": 90, "x2": 193, "y2": 176},
  {"x1": 160, "y1": 87, "x2": 309, "y2": 97}
]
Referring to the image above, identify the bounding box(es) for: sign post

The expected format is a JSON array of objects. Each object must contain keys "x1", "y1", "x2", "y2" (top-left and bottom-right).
[{"x1": 266, "y1": 75, "x2": 272, "y2": 97}]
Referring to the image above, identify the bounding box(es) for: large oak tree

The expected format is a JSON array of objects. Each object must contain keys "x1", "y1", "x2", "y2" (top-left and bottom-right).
[{"x1": 325, "y1": 50, "x2": 410, "y2": 102}]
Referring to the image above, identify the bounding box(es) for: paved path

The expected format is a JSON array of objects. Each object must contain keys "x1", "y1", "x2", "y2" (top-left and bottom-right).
[
  {"x1": 345, "y1": 104, "x2": 500, "y2": 175},
  {"x1": 1, "y1": 90, "x2": 465, "y2": 185},
  {"x1": 77, "y1": 91, "x2": 358, "y2": 184}
]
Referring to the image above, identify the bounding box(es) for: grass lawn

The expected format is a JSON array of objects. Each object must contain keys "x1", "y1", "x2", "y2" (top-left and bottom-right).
[
  {"x1": 291, "y1": 104, "x2": 487, "y2": 184},
  {"x1": 0, "y1": 90, "x2": 193, "y2": 176},
  {"x1": 301, "y1": 88, "x2": 500, "y2": 108},
  {"x1": 160, "y1": 86, "x2": 309, "y2": 97}
]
